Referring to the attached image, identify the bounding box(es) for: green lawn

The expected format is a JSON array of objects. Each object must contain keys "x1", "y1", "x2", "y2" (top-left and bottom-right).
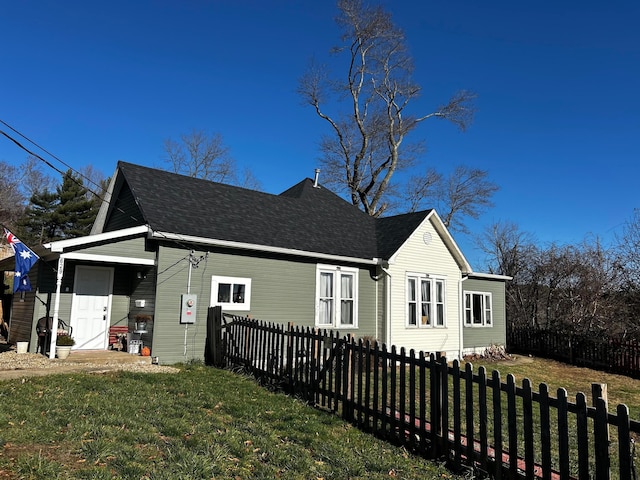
[
  {"x1": 464, "y1": 354, "x2": 640, "y2": 418},
  {"x1": 461, "y1": 354, "x2": 640, "y2": 477},
  {"x1": 0, "y1": 363, "x2": 461, "y2": 480}
]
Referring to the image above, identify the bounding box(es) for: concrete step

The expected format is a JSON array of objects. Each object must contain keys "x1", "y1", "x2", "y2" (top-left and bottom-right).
[{"x1": 63, "y1": 349, "x2": 153, "y2": 365}]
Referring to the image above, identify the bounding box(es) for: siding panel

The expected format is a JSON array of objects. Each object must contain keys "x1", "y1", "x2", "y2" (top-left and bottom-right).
[
  {"x1": 152, "y1": 245, "x2": 381, "y2": 364},
  {"x1": 462, "y1": 277, "x2": 507, "y2": 353},
  {"x1": 79, "y1": 237, "x2": 155, "y2": 261},
  {"x1": 387, "y1": 217, "x2": 463, "y2": 358}
]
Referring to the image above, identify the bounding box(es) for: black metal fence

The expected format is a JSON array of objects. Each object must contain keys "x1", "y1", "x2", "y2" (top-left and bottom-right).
[{"x1": 207, "y1": 308, "x2": 640, "y2": 479}]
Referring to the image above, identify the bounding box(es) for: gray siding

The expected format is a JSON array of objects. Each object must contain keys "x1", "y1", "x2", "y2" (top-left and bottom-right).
[
  {"x1": 104, "y1": 181, "x2": 144, "y2": 232},
  {"x1": 26, "y1": 238, "x2": 156, "y2": 353},
  {"x1": 29, "y1": 290, "x2": 73, "y2": 353},
  {"x1": 462, "y1": 277, "x2": 507, "y2": 352},
  {"x1": 152, "y1": 245, "x2": 381, "y2": 365},
  {"x1": 78, "y1": 237, "x2": 155, "y2": 261}
]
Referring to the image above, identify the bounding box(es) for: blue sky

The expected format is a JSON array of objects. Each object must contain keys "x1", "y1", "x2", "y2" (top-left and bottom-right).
[{"x1": 1, "y1": 1, "x2": 638, "y2": 268}]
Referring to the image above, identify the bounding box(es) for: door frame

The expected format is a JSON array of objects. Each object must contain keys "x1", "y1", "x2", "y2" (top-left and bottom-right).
[{"x1": 70, "y1": 265, "x2": 114, "y2": 350}]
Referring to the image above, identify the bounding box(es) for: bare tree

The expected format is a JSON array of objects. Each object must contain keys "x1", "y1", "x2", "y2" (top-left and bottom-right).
[
  {"x1": 404, "y1": 167, "x2": 442, "y2": 213},
  {"x1": 163, "y1": 130, "x2": 236, "y2": 183},
  {"x1": 76, "y1": 164, "x2": 107, "y2": 199},
  {"x1": 479, "y1": 221, "x2": 533, "y2": 278},
  {"x1": 22, "y1": 156, "x2": 55, "y2": 198},
  {"x1": 481, "y1": 220, "x2": 633, "y2": 336},
  {"x1": 0, "y1": 157, "x2": 55, "y2": 228},
  {"x1": 0, "y1": 161, "x2": 25, "y2": 226},
  {"x1": 299, "y1": 0, "x2": 476, "y2": 217},
  {"x1": 479, "y1": 221, "x2": 541, "y2": 326},
  {"x1": 406, "y1": 166, "x2": 498, "y2": 233},
  {"x1": 615, "y1": 208, "x2": 640, "y2": 287},
  {"x1": 162, "y1": 130, "x2": 261, "y2": 189}
]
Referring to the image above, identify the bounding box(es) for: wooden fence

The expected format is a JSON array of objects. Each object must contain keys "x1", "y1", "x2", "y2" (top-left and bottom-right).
[
  {"x1": 508, "y1": 326, "x2": 640, "y2": 379},
  {"x1": 206, "y1": 308, "x2": 640, "y2": 479}
]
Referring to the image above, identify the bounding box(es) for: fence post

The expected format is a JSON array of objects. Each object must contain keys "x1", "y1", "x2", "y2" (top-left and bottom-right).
[
  {"x1": 205, "y1": 306, "x2": 223, "y2": 367},
  {"x1": 592, "y1": 383, "x2": 611, "y2": 479}
]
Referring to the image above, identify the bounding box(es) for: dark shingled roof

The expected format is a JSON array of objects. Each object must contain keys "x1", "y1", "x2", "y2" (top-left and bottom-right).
[{"x1": 117, "y1": 162, "x2": 431, "y2": 261}]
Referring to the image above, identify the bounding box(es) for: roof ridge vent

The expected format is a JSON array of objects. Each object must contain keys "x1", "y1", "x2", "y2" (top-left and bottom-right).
[{"x1": 313, "y1": 169, "x2": 320, "y2": 188}]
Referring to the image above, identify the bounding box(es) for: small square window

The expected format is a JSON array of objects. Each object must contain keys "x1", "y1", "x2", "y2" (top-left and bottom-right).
[
  {"x1": 464, "y1": 292, "x2": 493, "y2": 327},
  {"x1": 211, "y1": 276, "x2": 251, "y2": 311}
]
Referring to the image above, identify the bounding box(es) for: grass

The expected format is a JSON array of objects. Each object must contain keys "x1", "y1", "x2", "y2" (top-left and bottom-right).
[
  {"x1": 344, "y1": 352, "x2": 640, "y2": 478},
  {"x1": 463, "y1": 354, "x2": 640, "y2": 418},
  {"x1": 0, "y1": 363, "x2": 462, "y2": 480},
  {"x1": 459, "y1": 355, "x2": 640, "y2": 477}
]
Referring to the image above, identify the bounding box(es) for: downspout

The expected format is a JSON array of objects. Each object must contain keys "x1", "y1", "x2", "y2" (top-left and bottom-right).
[
  {"x1": 381, "y1": 264, "x2": 392, "y2": 347},
  {"x1": 49, "y1": 255, "x2": 65, "y2": 359},
  {"x1": 458, "y1": 275, "x2": 466, "y2": 360}
]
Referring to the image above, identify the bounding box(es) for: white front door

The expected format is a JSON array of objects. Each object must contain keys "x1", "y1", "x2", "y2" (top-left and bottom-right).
[{"x1": 70, "y1": 266, "x2": 113, "y2": 350}]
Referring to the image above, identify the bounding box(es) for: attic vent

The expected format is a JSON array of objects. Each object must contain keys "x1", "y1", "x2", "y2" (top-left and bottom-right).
[
  {"x1": 313, "y1": 169, "x2": 320, "y2": 188},
  {"x1": 423, "y1": 232, "x2": 432, "y2": 245}
]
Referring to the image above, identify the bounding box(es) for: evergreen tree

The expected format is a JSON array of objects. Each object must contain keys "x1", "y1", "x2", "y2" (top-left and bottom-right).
[
  {"x1": 53, "y1": 170, "x2": 96, "y2": 238},
  {"x1": 17, "y1": 189, "x2": 59, "y2": 244},
  {"x1": 17, "y1": 170, "x2": 99, "y2": 244}
]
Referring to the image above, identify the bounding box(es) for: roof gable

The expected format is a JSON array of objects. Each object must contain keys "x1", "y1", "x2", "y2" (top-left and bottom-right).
[
  {"x1": 386, "y1": 210, "x2": 472, "y2": 274},
  {"x1": 106, "y1": 162, "x2": 377, "y2": 259},
  {"x1": 92, "y1": 162, "x2": 471, "y2": 269}
]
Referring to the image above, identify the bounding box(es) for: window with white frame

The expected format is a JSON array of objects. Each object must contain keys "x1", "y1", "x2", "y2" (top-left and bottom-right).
[
  {"x1": 464, "y1": 292, "x2": 492, "y2": 327},
  {"x1": 316, "y1": 265, "x2": 358, "y2": 328},
  {"x1": 407, "y1": 274, "x2": 446, "y2": 327},
  {"x1": 211, "y1": 275, "x2": 252, "y2": 311}
]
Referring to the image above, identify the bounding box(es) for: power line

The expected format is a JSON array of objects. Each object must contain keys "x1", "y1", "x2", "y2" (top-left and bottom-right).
[
  {"x1": 0, "y1": 118, "x2": 104, "y2": 193},
  {"x1": 0, "y1": 128, "x2": 107, "y2": 201},
  {"x1": 0, "y1": 121, "x2": 213, "y2": 256}
]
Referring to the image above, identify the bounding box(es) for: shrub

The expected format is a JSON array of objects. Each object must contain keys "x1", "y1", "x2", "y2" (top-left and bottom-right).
[{"x1": 56, "y1": 335, "x2": 75, "y2": 346}]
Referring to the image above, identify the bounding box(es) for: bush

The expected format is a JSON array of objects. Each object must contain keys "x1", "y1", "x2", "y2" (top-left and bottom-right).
[{"x1": 56, "y1": 335, "x2": 75, "y2": 346}]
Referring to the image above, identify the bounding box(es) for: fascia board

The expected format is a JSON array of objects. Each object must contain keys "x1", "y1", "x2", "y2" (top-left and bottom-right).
[
  {"x1": 90, "y1": 167, "x2": 119, "y2": 235},
  {"x1": 463, "y1": 272, "x2": 513, "y2": 281},
  {"x1": 45, "y1": 225, "x2": 150, "y2": 252},
  {"x1": 426, "y1": 210, "x2": 473, "y2": 274},
  {"x1": 60, "y1": 252, "x2": 155, "y2": 266}
]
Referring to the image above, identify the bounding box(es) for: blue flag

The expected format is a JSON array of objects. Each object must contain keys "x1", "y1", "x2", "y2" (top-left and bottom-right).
[{"x1": 4, "y1": 229, "x2": 39, "y2": 293}]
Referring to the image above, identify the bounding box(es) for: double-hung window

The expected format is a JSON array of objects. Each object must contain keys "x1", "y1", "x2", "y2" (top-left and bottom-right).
[
  {"x1": 211, "y1": 275, "x2": 252, "y2": 311},
  {"x1": 407, "y1": 274, "x2": 445, "y2": 327},
  {"x1": 464, "y1": 292, "x2": 492, "y2": 327},
  {"x1": 316, "y1": 265, "x2": 358, "y2": 328}
]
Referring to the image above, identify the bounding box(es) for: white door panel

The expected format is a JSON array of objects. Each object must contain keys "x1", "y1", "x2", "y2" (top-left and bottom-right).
[{"x1": 71, "y1": 266, "x2": 113, "y2": 350}]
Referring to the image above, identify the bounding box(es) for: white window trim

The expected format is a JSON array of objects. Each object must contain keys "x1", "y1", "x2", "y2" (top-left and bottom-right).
[
  {"x1": 464, "y1": 291, "x2": 493, "y2": 327},
  {"x1": 315, "y1": 264, "x2": 359, "y2": 329},
  {"x1": 210, "y1": 275, "x2": 252, "y2": 311},
  {"x1": 406, "y1": 273, "x2": 447, "y2": 328}
]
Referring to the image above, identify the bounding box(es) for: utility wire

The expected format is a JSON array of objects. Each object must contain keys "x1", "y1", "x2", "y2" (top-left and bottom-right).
[
  {"x1": 1, "y1": 121, "x2": 213, "y2": 267},
  {"x1": 0, "y1": 128, "x2": 107, "y2": 201},
  {"x1": 0, "y1": 118, "x2": 104, "y2": 193}
]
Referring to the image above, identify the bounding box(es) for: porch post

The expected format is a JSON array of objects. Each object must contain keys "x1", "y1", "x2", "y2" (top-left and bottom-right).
[{"x1": 48, "y1": 255, "x2": 65, "y2": 359}]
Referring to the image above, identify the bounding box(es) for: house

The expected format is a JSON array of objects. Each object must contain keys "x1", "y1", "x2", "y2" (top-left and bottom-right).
[{"x1": 1, "y1": 162, "x2": 509, "y2": 363}]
